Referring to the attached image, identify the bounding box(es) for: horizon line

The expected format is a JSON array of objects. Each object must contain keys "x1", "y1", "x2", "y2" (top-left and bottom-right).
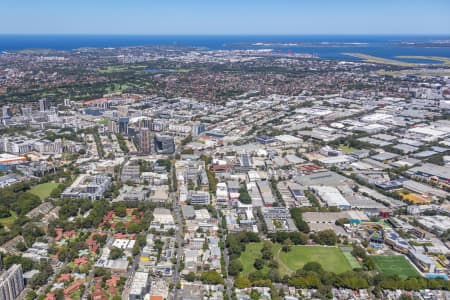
[{"x1": 0, "y1": 33, "x2": 449, "y2": 36}]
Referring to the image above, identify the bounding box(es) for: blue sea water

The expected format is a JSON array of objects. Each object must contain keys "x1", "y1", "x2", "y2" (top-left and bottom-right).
[{"x1": 0, "y1": 35, "x2": 449, "y2": 62}]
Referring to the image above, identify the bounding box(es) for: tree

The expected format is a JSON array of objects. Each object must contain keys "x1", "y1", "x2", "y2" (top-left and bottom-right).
[
  {"x1": 16, "y1": 241, "x2": 27, "y2": 252},
  {"x1": 226, "y1": 232, "x2": 260, "y2": 259},
  {"x1": 132, "y1": 242, "x2": 140, "y2": 257},
  {"x1": 109, "y1": 247, "x2": 124, "y2": 260},
  {"x1": 254, "y1": 258, "x2": 265, "y2": 270},
  {"x1": 313, "y1": 230, "x2": 337, "y2": 246},
  {"x1": 404, "y1": 278, "x2": 419, "y2": 291},
  {"x1": 269, "y1": 231, "x2": 307, "y2": 245},
  {"x1": 363, "y1": 257, "x2": 375, "y2": 271},
  {"x1": 94, "y1": 267, "x2": 111, "y2": 278},
  {"x1": 351, "y1": 244, "x2": 366, "y2": 260},
  {"x1": 116, "y1": 134, "x2": 129, "y2": 153},
  {"x1": 93, "y1": 234, "x2": 107, "y2": 246},
  {"x1": 302, "y1": 262, "x2": 323, "y2": 273},
  {"x1": 289, "y1": 232, "x2": 308, "y2": 245},
  {"x1": 269, "y1": 268, "x2": 282, "y2": 283},
  {"x1": 25, "y1": 291, "x2": 37, "y2": 300},
  {"x1": 234, "y1": 276, "x2": 251, "y2": 289},
  {"x1": 239, "y1": 185, "x2": 251, "y2": 204},
  {"x1": 29, "y1": 261, "x2": 53, "y2": 289},
  {"x1": 3, "y1": 255, "x2": 34, "y2": 272},
  {"x1": 290, "y1": 208, "x2": 310, "y2": 233},
  {"x1": 114, "y1": 202, "x2": 127, "y2": 217},
  {"x1": 184, "y1": 272, "x2": 197, "y2": 282},
  {"x1": 282, "y1": 238, "x2": 293, "y2": 252},
  {"x1": 335, "y1": 218, "x2": 349, "y2": 226},
  {"x1": 115, "y1": 222, "x2": 126, "y2": 233},
  {"x1": 315, "y1": 285, "x2": 333, "y2": 299},
  {"x1": 251, "y1": 289, "x2": 260, "y2": 300},
  {"x1": 229, "y1": 259, "x2": 243, "y2": 276},
  {"x1": 261, "y1": 242, "x2": 273, "y2": 260},
  {"x1": 127, "y1": 222, "x2": 140, "y2": 234},
  {"x1": 0, "y1": 205, "x2": 11, "y2": 218},
  {"x1": 11, "y1": 192, "x2": 41, "y2": 215},
  {"x1": 200, "y1": 270, "x2": 224, "y2": 285}
]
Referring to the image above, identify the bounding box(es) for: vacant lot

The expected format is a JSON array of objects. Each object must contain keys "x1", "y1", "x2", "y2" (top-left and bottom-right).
[
  {"x1": 338, "y1": 144, "x2": 358, "y2": 154},
  {"x1": 400, "y1": 191, "x2": 432, "y2": 204},
  {"x1": 29, "y1": 181, "x2": 59, "y2": 200},
  {"x1": 372, "y1": 255, "x2": 420, "y2": 279}
]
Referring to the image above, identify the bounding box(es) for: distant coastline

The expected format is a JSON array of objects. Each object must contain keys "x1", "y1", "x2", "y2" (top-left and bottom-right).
[{"x1": 1, "y1": 34, "x2": 450, "y2": 62}]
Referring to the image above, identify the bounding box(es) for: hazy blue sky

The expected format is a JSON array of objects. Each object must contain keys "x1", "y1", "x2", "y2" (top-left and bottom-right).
[{"x1": 1, "y1": 0, "x2": 449, "y2": 35}]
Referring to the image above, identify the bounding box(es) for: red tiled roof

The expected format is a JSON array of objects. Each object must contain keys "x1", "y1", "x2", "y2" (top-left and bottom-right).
[
  {"x1": 55, "y1": 228, "x2": 63, "y2": 241},
  {"x1": 57, "y1": 273, "x2": 71, "y2": 282},
  {"x1": 64, "y1": 280, "x2": 83, "y2": 295},
  {"x1": 74, "y1": 256, "x2": 88, "y2": 266}
]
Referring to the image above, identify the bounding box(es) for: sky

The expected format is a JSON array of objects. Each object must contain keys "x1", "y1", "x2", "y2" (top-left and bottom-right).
[{"x1": 1, "y1": 0, "x2": 449, "y2": 35}]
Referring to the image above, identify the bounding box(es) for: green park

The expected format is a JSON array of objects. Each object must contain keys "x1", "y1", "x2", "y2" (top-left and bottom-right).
[
  {"x1": 29, "y1": 181, "x2": 59, "y2": 200},
  {"x1": 238, "y1": 242, "x2": 353, "y2": 276}
]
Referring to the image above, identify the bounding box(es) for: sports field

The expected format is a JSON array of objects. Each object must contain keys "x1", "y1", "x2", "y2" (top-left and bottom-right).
[
  {"x1": 278, "y1": 246, "x2": 352, "y2": 274},
  {"x1": 29, "y1": 181, "x2": 59, "y2": 200},
  {"x1": 372, "y1": 255, "x2": 420, "y2": 279},
  {"x1": 340, "y1": 247, "x2": 361, "y2": 269}
]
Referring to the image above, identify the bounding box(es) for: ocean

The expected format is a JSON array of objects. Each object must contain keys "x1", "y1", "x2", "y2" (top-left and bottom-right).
[{"x1": 0, "y1": 35, "x2": 449, "y2": 63}]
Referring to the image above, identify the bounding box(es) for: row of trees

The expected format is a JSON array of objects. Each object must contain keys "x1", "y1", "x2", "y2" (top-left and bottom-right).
[
  {"x1": 235, "y1": 258, "x2": 449, "y2": 297},
  {"x1": 290, "y1": 208, "x2": 310, "y2": 233},
  {"x1": 287, "y1": 262, "x2": 450, "y2": 293},
  {"x1": 116, "y1": 133, "x2": 129, "y2": 153},
  {"x1": 200, "y1": 155, "x2": 218, "y2": 195},
  {"x1": 269, "y1": 229, "x2": 337, "y2": 247},
  {"x1": 185, "y1": 270, "x2": 225, "y2": 285},
  {"x1": 91, "y1": 128, "x2": 104, "y2": 158},
  {"x1": 304, "y1": 190, "x2": 321, "y2": 207}
]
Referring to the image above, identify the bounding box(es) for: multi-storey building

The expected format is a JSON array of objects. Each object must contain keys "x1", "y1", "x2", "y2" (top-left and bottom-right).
[
  {"x1": 0, "y1": 264, "x2": 25, "y2": 300},
  {"x1": 139, "y1": 127, "x2": 152, "y2": 154}
]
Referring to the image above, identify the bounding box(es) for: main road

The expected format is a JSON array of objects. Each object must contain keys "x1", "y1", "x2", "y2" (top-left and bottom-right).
[{"x1": 170, "y1": 162, "x2": 183, "y2": 300}]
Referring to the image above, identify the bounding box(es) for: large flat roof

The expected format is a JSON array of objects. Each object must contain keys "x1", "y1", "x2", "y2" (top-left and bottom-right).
[
  {"x1": 311, "y1": 185, "x2": 350, "y2": 207},
  {"x1": 409, "y1": 163, "x2": 450, "y2": 180},
  {"x1": 294, "y1": 170, "x2": 348, "y2": 187}
]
